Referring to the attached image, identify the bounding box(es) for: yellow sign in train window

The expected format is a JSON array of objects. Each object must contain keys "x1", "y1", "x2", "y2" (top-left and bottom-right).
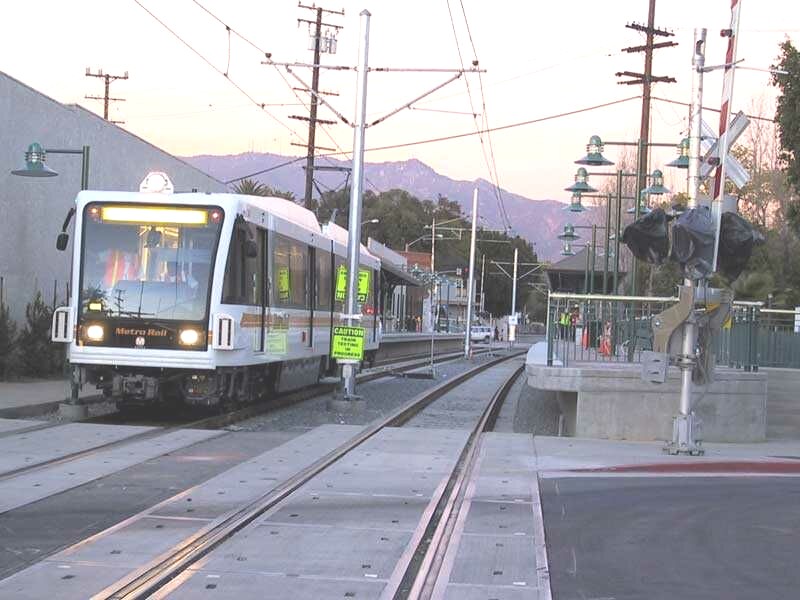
[
  {"x1": 277, "y1": 267, "x2": 291, "y2": 301},
  {"x1": 335, "y1": 266, "x2": 370, "y2": 303}
]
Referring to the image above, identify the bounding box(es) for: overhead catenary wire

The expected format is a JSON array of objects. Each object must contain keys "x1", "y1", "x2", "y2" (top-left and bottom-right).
[
  {"x1": 189, "y1": 0, "x2": 378, "y2": 192},
  {"x1": 444, "y1": 0, "x2": 510, "y2": 232},
  {"x1": 156, "y1": 0, "x2": 380, "y2": 194},
  {"x1": 457, "y1": 0, "x2": 511, "y2": 233},
  {"x1": 130, "y1": 0, "x2": 305, "y2": 142}
]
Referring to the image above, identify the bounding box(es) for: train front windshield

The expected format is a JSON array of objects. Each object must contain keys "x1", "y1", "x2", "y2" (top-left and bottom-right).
[{"x1": 79, "y1": 204, "x2": 224, "y2": 321}]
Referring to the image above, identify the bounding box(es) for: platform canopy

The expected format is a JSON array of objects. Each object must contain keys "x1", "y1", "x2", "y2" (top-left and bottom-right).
[{"x1": 367, "y1": 238, "x2": 421, "y2": 287}]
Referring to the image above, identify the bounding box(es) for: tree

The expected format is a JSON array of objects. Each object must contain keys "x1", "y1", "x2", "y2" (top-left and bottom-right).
[
  {"x1": 232, "y1": 178, "x2": 296, "y2": 201},
  {"x1": 17, "y1": 292, "x2": 62, "y2": 377},
  {"x1": 771, "y1": 40, "x2": 800, "y2": 230},
  {"x1": 0, "y1": 301, "x2": 17, "y2": 380}
]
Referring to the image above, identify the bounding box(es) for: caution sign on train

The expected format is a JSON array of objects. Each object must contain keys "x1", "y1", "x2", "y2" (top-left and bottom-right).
[
  {"x1": 334, "y1": 266, "x2": 370, "y2": 304},
  {"x1": 331, "y1": 325, "x2": 366, "y2": 361}
]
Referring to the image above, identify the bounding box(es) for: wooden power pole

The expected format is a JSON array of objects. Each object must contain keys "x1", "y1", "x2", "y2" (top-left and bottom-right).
[
  {"x1": 85, "y1": 68, "x2": 128, "y2": 124},
  {"x1": 293, "y1": 4, "x2": 344, "y2": 209}
]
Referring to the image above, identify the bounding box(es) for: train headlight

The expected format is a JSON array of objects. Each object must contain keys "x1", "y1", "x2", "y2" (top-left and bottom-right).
[
  {"x1": 179, "y1": 329, "x2": 201, "y2": 346},
  {"x1": 85, "y1": 324, "x2": 104, "y2": 341}
]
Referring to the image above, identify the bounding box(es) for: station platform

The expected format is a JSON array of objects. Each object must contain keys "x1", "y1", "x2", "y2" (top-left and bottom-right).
[{"x1": 0, "y1": 379, "x2": 100, "y2": 419}]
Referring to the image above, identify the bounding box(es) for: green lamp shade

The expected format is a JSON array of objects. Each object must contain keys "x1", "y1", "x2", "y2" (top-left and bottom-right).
[
  {"x1": 666, "y1": 138, "x2": 690, "y2": 169},
  {"x1": 564, "y1": 167, "x2": 597, "y2": 193},
  {"x1": 557, "y1": 223, "x2": 581, "y2": 241},
  {"x1": 11, "y1": 143, "x2": 58, "y2": 178},
  {"x1": 642, "y1": 169, "x2": 670, "y2": 195},
  {"x1": 575, "y1": 135, "x2": 614, "y2": 166},
  {"x1": 565, "y1": 193, "x2": 587, "y2": 212}
]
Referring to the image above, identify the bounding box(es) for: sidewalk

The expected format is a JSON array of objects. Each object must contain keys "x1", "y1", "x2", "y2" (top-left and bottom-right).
[
  {"x1": 0, "y1": 379, "x2": 100, "y2": 418},
  {"x1": 534, "y1": 435, "x2": 800, "y2": 474}
]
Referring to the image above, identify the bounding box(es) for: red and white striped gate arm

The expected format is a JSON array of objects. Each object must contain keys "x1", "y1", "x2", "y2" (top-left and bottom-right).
[{"x1": 712, "y1": 0, "x2": 743, "y2": 271}]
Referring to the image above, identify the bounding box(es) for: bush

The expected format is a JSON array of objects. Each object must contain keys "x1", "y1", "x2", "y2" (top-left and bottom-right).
[{"x1": 17, "y1": 291, "x2": 62, "y2": 377}]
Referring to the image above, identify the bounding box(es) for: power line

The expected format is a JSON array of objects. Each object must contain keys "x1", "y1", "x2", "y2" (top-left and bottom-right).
[
  {"x1": 651, "y1": 96, "x2": 775, "y2": 122},
  {"x1": 359, "y1": 95, "x2": 641, "y2": 154},
  {"x1": 225, "y1": 96, "x2": 641, "y2": 184},
  {"x1": 131, "y1": 0, "x2": 304, "y2": 142},
  {"x1": 224, "y1": 156, "x2": 308, "y2": 185}
]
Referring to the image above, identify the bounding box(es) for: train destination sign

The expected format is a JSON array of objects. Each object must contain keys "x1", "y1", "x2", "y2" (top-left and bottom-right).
[
  {"x1": 335, "y1": 267, "x2": 371, "y2": 304},
  {"x1": 331, "y1": 326, "x2": 366, "y2": 361}
]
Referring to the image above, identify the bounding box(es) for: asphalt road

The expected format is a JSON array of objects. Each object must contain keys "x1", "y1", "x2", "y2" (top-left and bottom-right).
[{"x1": 541, "y1": 476, "x2": 800, "y2": 600}]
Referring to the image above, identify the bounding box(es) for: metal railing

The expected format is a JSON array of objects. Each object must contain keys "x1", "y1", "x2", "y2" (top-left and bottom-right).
[
  {"x1": 546, "y1": 292, "x2": 677, "y2": 367},
  {"x1": 546, "y1": 292, "x2": 800, "y2": 370}
]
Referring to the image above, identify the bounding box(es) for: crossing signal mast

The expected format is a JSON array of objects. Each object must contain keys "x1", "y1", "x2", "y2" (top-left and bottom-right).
[{"x1": 85, "y1": 68, "x2": 128, "y2": 124}]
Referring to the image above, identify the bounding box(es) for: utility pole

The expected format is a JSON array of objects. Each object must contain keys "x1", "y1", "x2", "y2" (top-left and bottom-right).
[
  {"x1": 85, "y1": 68, "x2": 128, "y2": 123},
  {"x1": 295, "y1": 4, "x2": 344, "y2": 209},
  {"x1": 617, "y1": 0, "x2": 677, "y2": 295}
]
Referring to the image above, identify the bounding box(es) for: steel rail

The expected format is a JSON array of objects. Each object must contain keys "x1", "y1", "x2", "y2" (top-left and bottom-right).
[
  {"x1": 0, "y1": 347, "x2": 493, "y2": 482},
  {"x1": 96, "y1": 350, "x2": 525, "y2": 599},
  {"x1": 392, "y1": 364, "x2": 525, "y2": 599}
]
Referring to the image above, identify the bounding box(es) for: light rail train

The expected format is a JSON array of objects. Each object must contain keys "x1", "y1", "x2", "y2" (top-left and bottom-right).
[{"x1": 51, "y1": 172, "x2": 382, "y2": 408}]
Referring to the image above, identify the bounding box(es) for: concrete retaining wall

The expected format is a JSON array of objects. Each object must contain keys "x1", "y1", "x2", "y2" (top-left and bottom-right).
[
  {"x1": 526, "y1": 362, "x2": 767, "y2": 443},
  {"x1": 377, "y1": 333, "x2": 466, "y2": 362}
]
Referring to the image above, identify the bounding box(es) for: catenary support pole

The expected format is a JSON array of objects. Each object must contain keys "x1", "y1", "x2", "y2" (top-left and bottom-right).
[
  {"x1": 479, "y1": 253, "x2": 486, "y2": 313},
  {"x1": 464, "y1": 188, "x2": 478, "y2": 358},
  {"x1": 510, "y1": 246, "x2": 518, "y2": 347},
  {"x1": 603, "y1": 193, "x2": 611, "y2": 293},
  {"x1": 341, "y1": 9, "x2": 370, "y2": 400}
]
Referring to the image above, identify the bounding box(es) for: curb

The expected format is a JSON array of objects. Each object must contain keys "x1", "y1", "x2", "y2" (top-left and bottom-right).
[{"x1": 0, "y1": 394, "x2": 105, "y2": 419}]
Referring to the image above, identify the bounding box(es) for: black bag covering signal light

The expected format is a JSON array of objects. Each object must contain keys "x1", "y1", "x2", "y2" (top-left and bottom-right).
[
  {"x1": 670, "y1": 207, "x2": 716, "y2": 280},
  {"x1": 621, "y1": 208, "x2": 670, "y2": 265}
]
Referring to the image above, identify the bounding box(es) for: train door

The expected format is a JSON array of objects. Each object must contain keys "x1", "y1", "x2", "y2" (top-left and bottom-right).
[
  {"x1": 258, "y1": 228, "x2": 268, "y2": 352},
  {"x1": 222, "y1": 218, "x2": 265, "y2": 351},
  {"x1": 308, "y1": 246, "x2": 315, "y2": 348},
  {"x1": 314, "y1": 245, "x2": 333, "y2": 353}
]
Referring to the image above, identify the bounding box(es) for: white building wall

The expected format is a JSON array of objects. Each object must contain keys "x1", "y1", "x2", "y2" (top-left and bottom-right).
[{"x1": 0, "y1": 72, "x2": 226, "y2": 321}]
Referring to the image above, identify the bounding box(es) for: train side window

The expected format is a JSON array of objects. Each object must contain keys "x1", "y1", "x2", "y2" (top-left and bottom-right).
[
  {"x1": 273, "y1": 234, "x2": 309, "y2": 309},
  {"x1": 222, "y1": 221, "x2": 263, "y2": 305},
  {"x1": 316, "y1": 249, "x2": 332, "y2": 311}
]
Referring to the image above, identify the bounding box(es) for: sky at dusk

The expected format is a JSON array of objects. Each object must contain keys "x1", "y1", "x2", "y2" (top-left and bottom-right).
[{"x1": 2, "y1": 0, "x2": 799, "y2": 203}]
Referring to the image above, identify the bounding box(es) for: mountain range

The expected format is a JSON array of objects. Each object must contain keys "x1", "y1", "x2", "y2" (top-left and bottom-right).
[{"x1": 183, "y1": 152, "x2": 598, "y2": 260}]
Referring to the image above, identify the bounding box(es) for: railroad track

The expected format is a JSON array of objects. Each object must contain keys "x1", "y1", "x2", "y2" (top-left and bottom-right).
[
  {"x1": 0, "y1": 347, "x2": 500, "y2": 484},
  {"x1": 93, "y1": 350, "x2": 526, "y2": 599}
]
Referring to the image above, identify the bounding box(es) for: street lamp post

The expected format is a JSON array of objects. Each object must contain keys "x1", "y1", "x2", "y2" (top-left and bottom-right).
[
  {"x1": 11, "y1": 142, "x2": 91, "y2": 417},
  {"x1": 572, "y1": 135, "x2": 685, "y2": 295},
  {"x1": 12, "y1": 142, "x2": 90, "y2": 190}
]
